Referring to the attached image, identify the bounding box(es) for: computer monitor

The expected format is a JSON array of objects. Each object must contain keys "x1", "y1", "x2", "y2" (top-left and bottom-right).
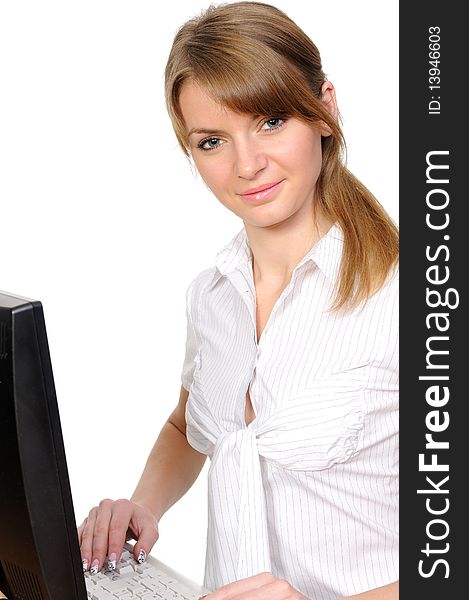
[{"x1": 0, "y1": 290, "x2": 87, "y2": 599}]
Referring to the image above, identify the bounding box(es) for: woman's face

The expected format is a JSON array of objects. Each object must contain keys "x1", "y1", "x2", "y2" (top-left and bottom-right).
[{"x1": 179, "y1": 81, "x2": 327, "y2": 230}]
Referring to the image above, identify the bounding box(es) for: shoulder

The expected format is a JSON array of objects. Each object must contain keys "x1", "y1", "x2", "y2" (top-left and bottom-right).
[
  {"x1": 352, "y1": 261, "x2": 398, "y2": 319},
  {"x1": 185, "y1": 228, "x2": 242, "y2": 298},
  {"x1": 185, "y1": 266, "x2": 219, "y2": 304},
  {"x1": 372, "y1": 260, "x2": 399, "y2": 301},
  {"x1": 383, "y1": 261, "x2": 399, "y2": 297},
  {"x1": 363, "y1": 261, "x2": 399, "y2": 324}
]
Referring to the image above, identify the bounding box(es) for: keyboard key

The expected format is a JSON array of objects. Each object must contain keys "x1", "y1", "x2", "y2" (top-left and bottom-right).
[
  {"x1": 85, "y1": 544, "x2": 207, "y2": 600},
  {"x1": 91, "y1": 593, "x2": 114, "y2": 600},
  {"x1": 116, "y1": 564, "x2": 134, "y2": 575}
]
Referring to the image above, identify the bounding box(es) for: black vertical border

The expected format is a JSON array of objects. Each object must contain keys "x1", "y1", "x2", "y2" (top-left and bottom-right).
[{"x1": 400, "y1": 1, "x2": 465, "y2": 598}]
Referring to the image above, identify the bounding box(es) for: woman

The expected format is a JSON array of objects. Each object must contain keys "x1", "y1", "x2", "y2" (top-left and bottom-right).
[{"x1": 78, "y1": 2, "x2": 399, "y2": 599}]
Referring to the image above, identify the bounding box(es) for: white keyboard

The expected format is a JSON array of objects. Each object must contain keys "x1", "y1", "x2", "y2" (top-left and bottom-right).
[{"x1": 84, "y1": 544, "x2": 209, "y2": 600}]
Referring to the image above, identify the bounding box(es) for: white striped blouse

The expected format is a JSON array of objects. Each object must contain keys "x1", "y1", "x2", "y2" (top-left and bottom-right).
[{"x1": 180, "y1": 222, "x2": 399, "y2": 600}]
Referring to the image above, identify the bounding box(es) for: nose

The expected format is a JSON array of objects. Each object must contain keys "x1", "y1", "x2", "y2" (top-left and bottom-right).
[{"x1": 234, "y1": 139, "x2": 267, "y2": 180}]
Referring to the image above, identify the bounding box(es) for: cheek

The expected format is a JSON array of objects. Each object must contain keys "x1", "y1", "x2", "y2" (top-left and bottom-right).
[
  {"x1": 306, "y1": 138, "x2": 323, "y2": 179},
  {"x1": 301, "y1": 136, "x2": 323, "y2": 184},
  {"x1": 274, "y1": 131, "x2": 323, "y2": 173},
  {"x1": 194, "y1": 158, "x2": 230, "y2": 193},
  {"x1": 194, "y1": 160, "x2": 237, "y2": 210}
]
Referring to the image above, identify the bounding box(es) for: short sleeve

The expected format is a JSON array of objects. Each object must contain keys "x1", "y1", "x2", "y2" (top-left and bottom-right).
[{"x1": 180, "y1": 277, "x2": 198, "y2": 392}]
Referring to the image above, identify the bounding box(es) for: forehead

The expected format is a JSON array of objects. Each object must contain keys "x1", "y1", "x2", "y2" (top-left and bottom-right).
[{"x1": 179, "y1": 81, "x2": 257, "y2": 133}]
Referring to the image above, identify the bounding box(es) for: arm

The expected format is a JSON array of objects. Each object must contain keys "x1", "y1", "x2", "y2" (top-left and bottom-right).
[
  {"x1": 130, "y1": 384, "x2": 207, "y2": 521},
  {"x1": 78, "y1": 385, "x2": 206, "y2": 571},
  {"x1": 202, "y1": 576, "x2": 399, "y2": 599}
]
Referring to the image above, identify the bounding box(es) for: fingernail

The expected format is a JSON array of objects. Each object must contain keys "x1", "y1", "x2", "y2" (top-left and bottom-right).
[
  {"x1": 137, "y1": 549, "x2": 146, "y2": 564},
  {"x1": 107, "y1": 553, "x2": 117, "y2": 572},
  {"x1": 82, "y1": 559, "x2": 88, "y2": 572},
  {"x1": 90, "y1": 559, "x2": 99, "y2": 575}
]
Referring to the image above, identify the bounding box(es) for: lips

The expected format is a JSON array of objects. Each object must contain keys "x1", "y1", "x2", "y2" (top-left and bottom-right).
[{"x1": 239, "y1": 180, "x2": 284, "y2": 202}]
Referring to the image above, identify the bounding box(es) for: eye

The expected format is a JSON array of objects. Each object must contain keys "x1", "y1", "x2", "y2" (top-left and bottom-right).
[
  {"x1": 261, "y1": 117, "x2": 286, "y2": 132},
  {"x1": 197, "y1": 137, "x2": 224, "y2": 152}
]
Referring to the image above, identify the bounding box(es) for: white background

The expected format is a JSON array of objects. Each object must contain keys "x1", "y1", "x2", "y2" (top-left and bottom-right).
[{"x1": 0, "y1": 0, "x2": 398, "y2": 584}]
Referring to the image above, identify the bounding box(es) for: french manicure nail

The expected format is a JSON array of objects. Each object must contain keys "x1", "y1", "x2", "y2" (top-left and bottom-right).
[
  {"x1": 137, "y1": 549, "x2": 146, "y2": 564},
  {"x1": 90, "y1": 559, "x2": 99, "y2": 575},
  {"x1": 107, "y1": 552, "x2": 116, "y2": 571}
]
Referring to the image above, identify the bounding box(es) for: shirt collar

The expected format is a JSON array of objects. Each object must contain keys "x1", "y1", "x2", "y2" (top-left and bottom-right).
[{"x1": 212, "y1": 221, "x2": 344, "y2": 286}]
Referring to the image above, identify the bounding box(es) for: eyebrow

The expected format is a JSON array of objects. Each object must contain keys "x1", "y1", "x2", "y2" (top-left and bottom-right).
[
  {"x1": 187, "y1": 127, "x2": 228, "y2": 138},
  {"x1": 187, "y1": 115, "x2": 263, "y2": 138}
]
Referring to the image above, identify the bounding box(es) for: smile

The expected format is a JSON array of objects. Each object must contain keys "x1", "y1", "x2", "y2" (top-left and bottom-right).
[{"x1": 238, "y1": 180, "x2": 284, "y2": 203}]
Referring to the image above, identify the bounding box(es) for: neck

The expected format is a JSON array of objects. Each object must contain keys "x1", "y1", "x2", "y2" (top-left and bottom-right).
[{"x1": 244, "y1": 204, "x2": 334, "y2": 289}]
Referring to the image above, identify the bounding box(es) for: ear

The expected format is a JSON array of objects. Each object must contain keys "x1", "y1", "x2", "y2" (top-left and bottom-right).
[{"x1": 319, "y1": 80, "x2": 338, "y2": 137}]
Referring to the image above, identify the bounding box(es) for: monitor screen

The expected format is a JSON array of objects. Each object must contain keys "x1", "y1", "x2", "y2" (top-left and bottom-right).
[{"x1": 0, "y1": 291, "x2": 86, "y2": 599}]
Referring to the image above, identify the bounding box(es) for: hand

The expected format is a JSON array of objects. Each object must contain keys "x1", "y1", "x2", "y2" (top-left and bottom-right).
[
  {"x1": 77, "y1": 498, "x2": 159, "y2": 574},
  {"x1": 202, "y1": 572, "x2": 310, "y2": 599}
]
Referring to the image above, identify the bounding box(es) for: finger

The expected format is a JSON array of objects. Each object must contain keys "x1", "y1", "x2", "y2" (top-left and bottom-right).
[
  {"x1": 90, "y1": 499, "x2": 114, "y2": 573},
  {"x1": 77, "y1": 519, "x2": 86, "y2": 545},
  {"x1": 207, "y1": 573, "x2": 275, "y2": 599},
  {"x1": 232, "y1": 579, "x2": 295, "y2": 600},
  {"x1": 79, "y1": 509, "x2": 98, "y2": 572},
  {"x1": 77, "y1": 519, "x2": 88, "y2": 571},
  {"x1": 106, "y1": 499, "x2": 135, "y2": 569},
  {"x1": 132, "y1": 519, "x2": 159, "y2": 564}
]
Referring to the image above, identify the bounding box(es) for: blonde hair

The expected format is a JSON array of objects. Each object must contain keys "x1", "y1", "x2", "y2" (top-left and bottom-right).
[{"x1": 164, "y1": 1, "x2": 399, "y2": 311}]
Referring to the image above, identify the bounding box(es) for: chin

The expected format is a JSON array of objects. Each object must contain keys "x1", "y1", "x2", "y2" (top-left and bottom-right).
[{"x1": 245, "y1": 203, "x2": 301, "y2": 226}]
